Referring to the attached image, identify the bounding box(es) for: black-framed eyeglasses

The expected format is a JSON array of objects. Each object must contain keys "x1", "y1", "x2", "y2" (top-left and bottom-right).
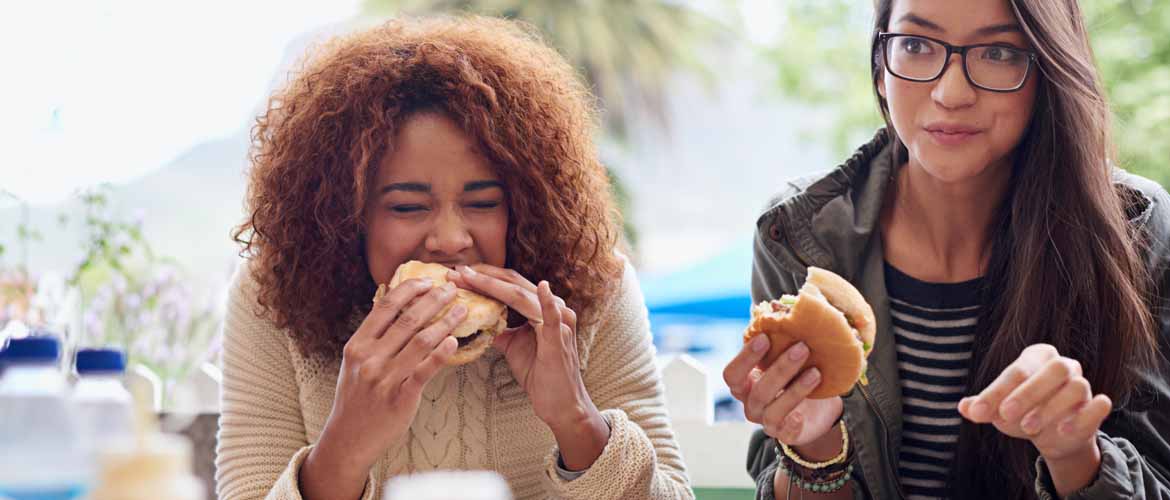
[{"x1": 876, "y1": 32, "x2": 1037, "y2": 92}]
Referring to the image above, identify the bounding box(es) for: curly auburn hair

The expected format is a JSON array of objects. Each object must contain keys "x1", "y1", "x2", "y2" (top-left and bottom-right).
[{"x1": 233, "y1": 15, "x2": 623, "y2": 361}]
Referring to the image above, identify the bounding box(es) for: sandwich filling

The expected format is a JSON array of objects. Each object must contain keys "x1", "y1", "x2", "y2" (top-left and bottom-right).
[{"x1": 458, "y1": 331, "x2": 482, "y2": 348}]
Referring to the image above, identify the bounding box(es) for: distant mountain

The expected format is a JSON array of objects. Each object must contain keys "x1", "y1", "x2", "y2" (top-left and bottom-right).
[{"x1": 0, "y1": 132, "x2": 250, "y2": 286}]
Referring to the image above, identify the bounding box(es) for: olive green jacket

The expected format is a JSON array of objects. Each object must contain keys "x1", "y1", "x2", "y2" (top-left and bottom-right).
[{"x1": 746, "y1": 129, "x2": 1170, "y2": 499}]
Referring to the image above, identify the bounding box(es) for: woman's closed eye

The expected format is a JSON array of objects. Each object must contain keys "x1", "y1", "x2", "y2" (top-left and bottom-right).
[
  {"x1": 389, "y1": 204, "x2": 429, "y2": 214},
  {"x1": 466, "y1": 200, "x2": 503, "y2": 210}
]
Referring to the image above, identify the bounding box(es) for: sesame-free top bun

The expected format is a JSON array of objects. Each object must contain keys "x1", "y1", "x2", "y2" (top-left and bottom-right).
[
  {"x1": 805, "y1": 267, "x2": 876, "y2": 350},
  {"x1": 742, "y1": 267, "x2": 875, "y2": 399},
  {"x1": 375, "y1": 261, "x2": 507, "y2": 365}
]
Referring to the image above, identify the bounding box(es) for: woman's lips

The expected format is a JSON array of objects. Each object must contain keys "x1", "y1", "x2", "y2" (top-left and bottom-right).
[{"x1": 924, "y1": 124, "x2": 982, "y2": 146}]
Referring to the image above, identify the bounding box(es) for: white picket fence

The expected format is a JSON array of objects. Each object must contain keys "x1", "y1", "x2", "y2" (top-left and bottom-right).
[{"x1": 137, "y1": 353, "x2": 757, "y2": 490}]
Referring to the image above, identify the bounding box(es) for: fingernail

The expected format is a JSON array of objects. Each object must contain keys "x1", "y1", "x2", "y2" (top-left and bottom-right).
[
  {"x1": 442, "y1": 282, "x2": 456, "y2": 291},
  {"x1": 972, "y1": 401, "x2": 990, "y2": 420},
  {"x1": 802, "y1": 368, "x2": 820, "y2": 387},
  {"x1": 451, "y1": 304, "x2": 467, "y2": 316},
  {"x1": 1001, "y1": 400, "x2": 1021, "y2": 420},
  {"x1": 751, "y1": 335, "x2": 769, "y2": 352},
  {"x1": 460, "y1": 265, "x2": 476, "y2": 276},
  {"x1": 783, "y1": 412, "x2": 803, "y2": 439},
  {"x1": 420, "y1": 278, "x2": 434, "y2": 286},
  {"x1": 1021, "y1": 413, "x2": 1040, "y2": 433},
  {"x1": 446, "y1": 270, "x2": 459, "y2": 280},
  {"x1": 788, "y1": 342, "x2": 809, "y2": 361}
]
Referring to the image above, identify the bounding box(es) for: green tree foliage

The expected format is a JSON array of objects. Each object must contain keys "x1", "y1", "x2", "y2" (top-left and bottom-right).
[{"x1": 363, "y1": 0, "x2": 725, "y2": 139}]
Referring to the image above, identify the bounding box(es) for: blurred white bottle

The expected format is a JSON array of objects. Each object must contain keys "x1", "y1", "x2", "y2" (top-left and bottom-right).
[
  {"x1": 72, "y1": 349, "x2": 134, "y2": 449},
  {"x1": 383, "y1": 471, "x2": 513, "y2": 500},
  {"x1": 0, "y1": 336, "x2": 92, "y2": 500},
  {"x1": 86, "y1": 370, "x2": 204, "y2": 500}
]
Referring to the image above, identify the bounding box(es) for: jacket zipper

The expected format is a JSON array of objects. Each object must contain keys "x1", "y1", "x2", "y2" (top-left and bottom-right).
[{"x1": 858, "y1": 383, "x2": 908, "y2": 500}]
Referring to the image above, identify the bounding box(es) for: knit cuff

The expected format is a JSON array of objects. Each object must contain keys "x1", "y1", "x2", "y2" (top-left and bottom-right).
[
  {"x1": 545, "y1": 408, "x2": 654, "y2": 500},
  {"x1": 273, "y1": 445, "x2": 379, "y2": 500}
]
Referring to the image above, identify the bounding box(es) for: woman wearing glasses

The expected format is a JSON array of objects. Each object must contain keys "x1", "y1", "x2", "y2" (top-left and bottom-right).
[{"x1": 725, "y1": 0, "x2": 1170, "y2": 498}]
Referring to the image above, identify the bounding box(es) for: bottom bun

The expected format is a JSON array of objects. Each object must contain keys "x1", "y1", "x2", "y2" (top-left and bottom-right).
[{"x1": 447, "y1": 329, "x2": 496, "y2": 366}]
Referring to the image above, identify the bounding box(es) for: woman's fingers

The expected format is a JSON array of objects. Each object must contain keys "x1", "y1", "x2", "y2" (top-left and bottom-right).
[
  {"x1": 449, "y1": 266, "x2": 578, "y2": 331},
  {"x1": 535, "y1": 280, "x2": 564, "y2": 360},
  {"x1": 467, "y1": 264, "x2": 538, "y2": 292},
  {"x1": 355, "y1": 278, "x2": 434, "y2": 343},
  {"x1": 449, "y1": 265, "x2": 542, "y2": 320},
  {"x1": 723, "y1": 335, "x2": 771, "y2": 401},
  {"x1": 380, "y1": 282, "x2": 458, "y2": 356},
  {"x1": 963, "y1": 345, "x2": 1059, "y2": 422},
  {"x1": 387, "y1": 302, "x2": 467, "y2": 367},
  {"x1": 999, "y1": 357, "x2": 1081, "y2": 422},
  {"x1": 745, "y1": 342, "x2": 809, "y2": 423},
  {"x1": 1058, "y1": 394, "x2": 1112, "y2": 438},
  {"x1": 1019, "y1": 376, "x2": 1091, "y2": 436},
  {"x1": 762, "y1": 367, "x2": 823, "y2": 444},
  {"x1": 396, "y1": 336, "x2": 458, "y2": 401}
]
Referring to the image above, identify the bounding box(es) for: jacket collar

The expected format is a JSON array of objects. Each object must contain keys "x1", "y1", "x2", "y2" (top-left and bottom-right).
[{"x1": 761, "y1": 128, "x2": 1156, "y2": 279}]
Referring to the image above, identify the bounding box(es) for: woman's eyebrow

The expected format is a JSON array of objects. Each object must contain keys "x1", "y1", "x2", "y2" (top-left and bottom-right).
[
  {"x1": 895, "y1": 13, "x2": 1022, "y2": 38},
  {"x1": 464, "y1": 180, "x2": 505, "y2": 192},
  {"x1": 974, "y1": 23, "x2": 1023, "y2": 37},
  {"x1": 380, "y1": 182, "x2": 430, "y2": 194},
  {"x1": 896, "y1": 13, "x2": 945, "y2": 33}
]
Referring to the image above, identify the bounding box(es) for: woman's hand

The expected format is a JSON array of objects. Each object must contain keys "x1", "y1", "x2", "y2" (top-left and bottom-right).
[
  {"x1": 446, "y1": 265, "x2": 608, "y2": 470},
  {"x1": 958, "y1": 343, "x2": 1110, "y2": 495},
  {"x1": 723, "y1": 335, "x2": 844, "y2": 456},
  {"x1": 301, "y1": 279, "x2": 465, "y2": 500}
]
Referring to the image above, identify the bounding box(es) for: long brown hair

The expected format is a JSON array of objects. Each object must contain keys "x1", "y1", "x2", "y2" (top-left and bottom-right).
[
  {"x1": 870, "y1": 0, "x2": 1159, "y2": 497},
  {"x1": 232, "y1": 16, "x2": 622, "y2": 361}
]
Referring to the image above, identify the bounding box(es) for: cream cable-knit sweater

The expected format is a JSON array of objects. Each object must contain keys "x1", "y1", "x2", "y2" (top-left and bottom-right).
[{"x1": 214, "y1": 260, "x2": 693, "y2": 500}]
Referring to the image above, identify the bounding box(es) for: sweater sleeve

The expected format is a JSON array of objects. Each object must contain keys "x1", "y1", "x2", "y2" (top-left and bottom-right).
[
  {"x1": 214, "y1": 264, "x2": 378, "y2": 500},
  {"x1": 543, "y1": 259, "x2": 695, "y2": 500}
]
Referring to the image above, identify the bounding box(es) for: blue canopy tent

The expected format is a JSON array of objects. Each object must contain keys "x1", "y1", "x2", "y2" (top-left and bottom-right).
[
  {"x1": 638, "y1": 239, "x2": 755, "y2": 354},
  {"x1": 639, "y1": 239, "x2": 755, "y2": 420}
]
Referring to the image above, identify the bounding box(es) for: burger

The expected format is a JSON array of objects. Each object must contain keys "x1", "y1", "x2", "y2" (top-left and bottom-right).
[
  {"x1": 374, "y1": 261, "x2": 508, "y2": 366},
  {"x1": 743, "y1": 266, "x2": 876, "y2": 399}
]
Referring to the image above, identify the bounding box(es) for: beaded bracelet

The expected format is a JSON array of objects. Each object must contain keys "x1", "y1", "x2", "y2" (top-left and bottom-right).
[
  {"x1": 780, "y1": 459, "x2": 854, "y2": 493},
  {"x1": 778, "y1": 420, "x2": 850, "y2": 469},
  {"x1": 774, "y1": 419, "x2": 854, "y2": 494}
]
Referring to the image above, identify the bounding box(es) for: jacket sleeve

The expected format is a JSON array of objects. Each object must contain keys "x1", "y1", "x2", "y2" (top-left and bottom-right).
[
  {"x1": 215, "y1": 265, "x2": 378, "y2": 500},
  {"x1": 748, "y1": 219, "x2": 871, "y2": 500},
  {"x1": 542, "y1": 260, "x2": 694, "y2": 500},
  {"x1": 1033, "y1": 179, "x2": 1170, "y2": 500}
]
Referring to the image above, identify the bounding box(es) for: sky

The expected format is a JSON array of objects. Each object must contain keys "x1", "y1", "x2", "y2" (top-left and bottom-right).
[
  {"x1": 0, "y1": 0, "x2": 363, "y2": 205},
  {"x1": 0, "y1": 0, "x2": 782, "y2": 206}
]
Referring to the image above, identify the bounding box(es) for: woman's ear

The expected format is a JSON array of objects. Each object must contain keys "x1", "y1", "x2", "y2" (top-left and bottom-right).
[{"x1": 877, "y1": 72, "x2": 887, "y2": 99}]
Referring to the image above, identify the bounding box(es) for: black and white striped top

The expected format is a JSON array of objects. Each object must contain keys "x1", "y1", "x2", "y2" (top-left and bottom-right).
[{"x1": 884, "y1": 263, "x2": 983, "y2": 500}]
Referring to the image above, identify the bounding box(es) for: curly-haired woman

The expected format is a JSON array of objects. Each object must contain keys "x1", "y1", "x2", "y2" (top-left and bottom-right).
[{"x1": 215, "y1": 16, "x2": 692, "y2": 500}]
